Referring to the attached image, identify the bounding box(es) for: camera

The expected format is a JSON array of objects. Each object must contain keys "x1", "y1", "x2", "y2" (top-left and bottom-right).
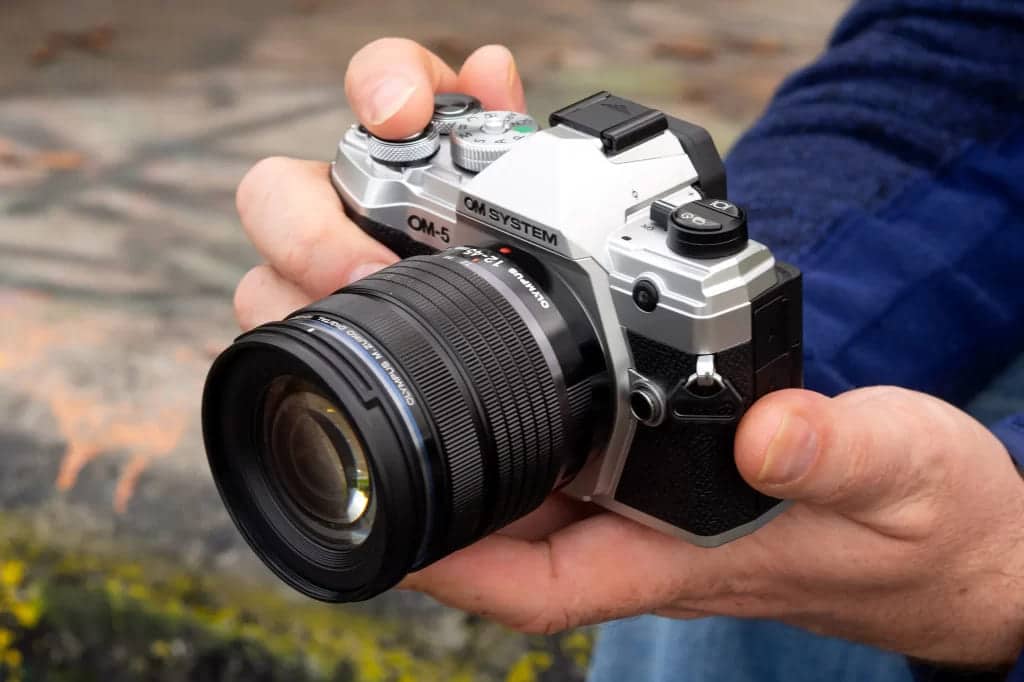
[{"x1": 202, "y1": 91, "x2": 803, "y2": 602}]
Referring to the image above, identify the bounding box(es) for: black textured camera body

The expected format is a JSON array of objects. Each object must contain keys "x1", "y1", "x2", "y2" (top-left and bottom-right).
[{"x1": 618, "y1": 263, "x2": 802, "y2": 538}]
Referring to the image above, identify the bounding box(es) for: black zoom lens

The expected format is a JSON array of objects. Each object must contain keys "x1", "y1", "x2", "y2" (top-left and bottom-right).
[{"x1": 203, "y1": 248, "x2": 606, "y2": 601}]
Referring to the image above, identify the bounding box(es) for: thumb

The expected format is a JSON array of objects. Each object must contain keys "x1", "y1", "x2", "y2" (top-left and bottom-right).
[{"x1": 735, "y1": 387, "x2": 992, "y2": 518}]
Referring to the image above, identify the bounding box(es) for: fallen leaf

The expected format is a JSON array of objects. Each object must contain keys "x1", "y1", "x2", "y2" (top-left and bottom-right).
[
  {"x1": 70, "y1": 24, "x2": 116, "y2": 54},
  {"x1": 30, "y1": 24, "x2": 115, "y2": 65},
  {"x1": 679, "y1": 85, "x2": 711, "y2": 103},
  {"x1": 34, "y1": 150, "x2": 85, "y2": 171},
  {"x1": 724, "y1": 34, "x2": 786, "y2": 56},
  {"x1": 30, "y1": 45, "x2": 57, "y2": 65},
  {"x1": 652, "y1": 37, "x2": 716, "y2": 62},
  {"x1": 0, "y1": 138, "x2": 27, "y2": 166}
]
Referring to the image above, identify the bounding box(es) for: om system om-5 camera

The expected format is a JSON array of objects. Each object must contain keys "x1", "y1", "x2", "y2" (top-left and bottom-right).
[{"x1": 202, "y1": 91, "x2": 803, "y2": 602}]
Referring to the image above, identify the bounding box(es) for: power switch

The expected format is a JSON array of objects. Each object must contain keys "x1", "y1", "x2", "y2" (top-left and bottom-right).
[{"x1": 666, "y1": 198, "x2": 749, "y2": 259}]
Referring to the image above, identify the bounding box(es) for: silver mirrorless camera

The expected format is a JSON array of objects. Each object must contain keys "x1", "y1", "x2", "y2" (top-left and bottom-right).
[{"x1": 203, "y1": 91, "x2": 803, "y2": 602}]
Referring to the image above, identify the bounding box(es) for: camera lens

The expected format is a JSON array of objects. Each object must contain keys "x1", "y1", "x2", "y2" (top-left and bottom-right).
[
  {"x1": 203, "y1": 248, "x2": 607, "y2": 602},
  {"x1": 264, "y1": 377, "x2": 373, "y2": 540}
]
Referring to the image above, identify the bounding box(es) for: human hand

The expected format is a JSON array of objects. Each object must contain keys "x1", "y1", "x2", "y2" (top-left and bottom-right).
[
  {"x1": 232, "y1": 37, "x2": 524, "y2": 328},
  {"x1": 405, "y1": 387, "x2": 1024, "y2": 666},
  {"x1": 231, "y1": 38, "x2": 1024, "y2": 667}
]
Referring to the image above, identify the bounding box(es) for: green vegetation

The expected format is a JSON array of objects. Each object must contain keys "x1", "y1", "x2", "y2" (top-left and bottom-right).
[{"x1": 0, "y1": 515, "x2": 591, "y2": 682}]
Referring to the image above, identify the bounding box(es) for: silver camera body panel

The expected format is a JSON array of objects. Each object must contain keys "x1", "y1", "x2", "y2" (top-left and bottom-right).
[{"x1": 331, "y1": 94, "x2": 797, "y2": 546}]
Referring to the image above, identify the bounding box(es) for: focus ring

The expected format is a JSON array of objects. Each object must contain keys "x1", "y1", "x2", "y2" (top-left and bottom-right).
[
  {"x1": 385, "y1": 260, "x2": 559, "y2": 528},
  {"x1": 413, "y1": 261, "x2": 564, "y2": 523}
]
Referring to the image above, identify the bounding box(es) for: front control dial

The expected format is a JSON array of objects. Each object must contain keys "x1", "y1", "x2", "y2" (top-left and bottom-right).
[
  {"x1": 366, "y1": 125, "x2": 440, "y2": 166},
  {"x1": 450, "y1": 111, "x2": 538, "y2": 172}
]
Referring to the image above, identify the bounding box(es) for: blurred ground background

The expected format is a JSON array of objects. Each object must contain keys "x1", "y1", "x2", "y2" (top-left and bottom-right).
[{"x1": 0, "y1": 1, "x2": 849, "y2": 680}]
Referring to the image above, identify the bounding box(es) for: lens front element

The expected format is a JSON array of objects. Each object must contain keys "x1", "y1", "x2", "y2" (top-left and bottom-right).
[{"x1": 265, "y1": 377, "x2": 373, "y2": 544}]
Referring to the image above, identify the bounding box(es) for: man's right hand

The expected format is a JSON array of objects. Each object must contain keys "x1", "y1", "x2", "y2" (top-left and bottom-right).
[{"x1": 232, "y1": 38, "x2": 526, "y2": 330}]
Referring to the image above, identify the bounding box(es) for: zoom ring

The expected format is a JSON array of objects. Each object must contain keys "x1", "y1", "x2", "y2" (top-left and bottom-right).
[
  {"x1": 393, "y1": 260, "x2": 561, "y2": 528},
  {"x1": 346, "y1": 257, "x2": 567, "y2": 551}
]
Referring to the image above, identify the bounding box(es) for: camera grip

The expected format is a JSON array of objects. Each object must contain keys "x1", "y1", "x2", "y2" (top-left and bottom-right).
[
  {"x1": 615, "y1": 341, "x2": 785, "y2": 542},
  {"x1": 342, "y1": 204, "x2": 439, "y2": 258},
  {"x1": 616, "y1": 265, "x2": 802, "y2": 544},
  {"x1": 617, "y1": 419, "x2": 784, "y2": 541}
]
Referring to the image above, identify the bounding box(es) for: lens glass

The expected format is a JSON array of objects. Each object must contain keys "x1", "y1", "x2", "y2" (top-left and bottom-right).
[{"x1": 264, "y1": 376, "x2": 373, "y2": 545}]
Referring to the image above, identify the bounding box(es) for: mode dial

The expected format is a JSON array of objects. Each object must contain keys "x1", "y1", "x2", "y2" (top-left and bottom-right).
[
  {"x1": 431, "y1": 93, "x2": 483, "y2": 134},
  {"x1": 450, "y1": 111, "x2": 538, "y2": 172},
  {"x1": 366, "y1": 125, "x2": 440, "y2": 166}
]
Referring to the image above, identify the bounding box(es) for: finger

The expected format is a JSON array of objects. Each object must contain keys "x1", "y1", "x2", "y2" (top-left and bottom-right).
[
  {"x1": 456, "y1": 45, "x2": 526, "y2": 113},
  {"x1": 234, "y1": 264, "x2": 311, "y2": 331},
  {"x1": 236, "y1": 157, "x2": 397, "y2": 298},
  {"x1": 497, "y1": 493, "x2": 598, "y2": 541},
  {"x1": 401, "y1": 512, "x2": 749, "y2": 634},
  {"x1": 734, "y1": 387, "x2": 997, "y2": 522},
  {"x1": 345, "y1": 37, "x2": 458, "y2": 139}
]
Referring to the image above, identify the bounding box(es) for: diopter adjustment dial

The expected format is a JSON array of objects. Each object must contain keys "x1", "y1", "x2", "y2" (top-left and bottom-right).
[
  {"x1": 450, "y1": 111, "x2": 539, "y2": 172},
  {"x1": 366, "y1": 125, "x2": 440, "y2": 166}
]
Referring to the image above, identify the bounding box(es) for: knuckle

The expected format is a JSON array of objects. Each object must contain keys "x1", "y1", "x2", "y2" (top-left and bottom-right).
[
  {"x1": 279, "y1": 215, "x2": 329, "y2": 284},
  {"x1": 232, "y1": 267, "x2": 263, "y2": 328},
  {"x1": 236, "y1": 156, "x2": 290, "y2": 224}
]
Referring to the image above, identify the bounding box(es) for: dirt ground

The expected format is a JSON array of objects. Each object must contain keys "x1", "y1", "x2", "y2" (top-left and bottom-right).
[{"x1": 0, "y1": 1, "x2": 849, "y2": 680}]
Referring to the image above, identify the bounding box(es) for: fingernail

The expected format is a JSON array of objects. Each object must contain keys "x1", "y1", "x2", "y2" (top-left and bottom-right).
[
  {"x1": 758, "y1": 414, "x2": 819, "y2": 485},
  {"x1": 366, "y1": 77, "x2": 417, "y2": 126},
  {"x1": 346, "y1": 261, "x2": 389, "y2": 285},
  {"x1": 506, "y1": 53, "x2": 519, "y2": 90}
]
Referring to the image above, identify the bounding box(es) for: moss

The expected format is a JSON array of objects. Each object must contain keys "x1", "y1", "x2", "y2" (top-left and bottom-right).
[
  {"x1": 560, "y1": 630, "x2": 593, "y2": 671},
  {"x1": 505, "y1": 651, "x2": 553, "y2": 682},
  {"x1": 0, "y1": 514, "x2": 593, "y2": 681}
]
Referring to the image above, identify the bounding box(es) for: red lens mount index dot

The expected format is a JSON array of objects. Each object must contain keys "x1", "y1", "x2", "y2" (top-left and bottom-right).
[{"x1": 498, "y1": 246, "x2": 512, "y2": 255}]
